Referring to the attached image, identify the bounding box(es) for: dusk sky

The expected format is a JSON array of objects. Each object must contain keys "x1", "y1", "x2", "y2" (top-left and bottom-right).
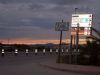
[{"x1": 0, "y1": 0, "x2": 100, "y2": 42}]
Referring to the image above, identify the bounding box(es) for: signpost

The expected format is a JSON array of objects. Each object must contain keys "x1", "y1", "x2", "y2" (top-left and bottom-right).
[{"x1": 55, "y1": 20, "x2": 69, "y2": 63}]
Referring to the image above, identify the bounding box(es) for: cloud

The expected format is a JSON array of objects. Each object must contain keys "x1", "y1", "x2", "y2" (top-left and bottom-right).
[{"x1": 0, "y1": 0, "x2": 100, "y2": 40}]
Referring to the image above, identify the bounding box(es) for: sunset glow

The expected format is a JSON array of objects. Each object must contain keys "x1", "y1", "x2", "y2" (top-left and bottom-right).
[
  {"x1": 0, "y1": 38, "x2": 68, "y2": 45},
  {"x1": 0, "y1": 38, "x2": 86, "y2": 45}
]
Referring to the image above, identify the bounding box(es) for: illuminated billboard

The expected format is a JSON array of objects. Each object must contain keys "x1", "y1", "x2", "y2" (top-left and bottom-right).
[
  {"x1": 71, "y1": 14, "x2": 92, "y2": 27},
  {"x1": 71, "y1": 27, "x2": 91, "y2": 36}
]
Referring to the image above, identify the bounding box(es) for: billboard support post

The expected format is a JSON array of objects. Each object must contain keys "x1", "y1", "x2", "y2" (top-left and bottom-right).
[
  {"x1": 75, "y1": 23, "x2": 79, "y2": 64},
  {"x1": 55, "y1": 20, "x2": 69, "y2": 63},
  {"x1": 57, "y1": 20, "x2": 63, "y2": 63},
  {"x1": 57, "y1": 30, "x2": 63, "y2": 63},
  {"x1": 69, "y1": 35, "x2": 73, "y2": 64}
]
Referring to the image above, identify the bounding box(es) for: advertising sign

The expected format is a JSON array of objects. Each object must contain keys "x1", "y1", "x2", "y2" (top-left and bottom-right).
[
  {"x1": 71, "y1": 27, "x2": 91, "y2": 36},
  {"x1": 71, "y1": 14, "x2": 92, "y2": 27},
  {"x1": 55, "y1": 22, "x2": 69, "y2": 31},
  {"x1": 84, "y1": 27, "x2": 91, "y2": 35}
]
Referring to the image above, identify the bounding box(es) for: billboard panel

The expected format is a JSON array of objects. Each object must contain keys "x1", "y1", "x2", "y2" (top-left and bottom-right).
[
  {"x1": 71, "y1": 14, "x2": 92, "y2": 27},
  {"x1": 71, "y1": 27, "x2": 91, "y2": 36},
  {"x1": 55, "y1": 22, "x2": 69, "y2": 31},
  {"x1": 84, "y1": 27, "x2": 91, "y2": 35}
]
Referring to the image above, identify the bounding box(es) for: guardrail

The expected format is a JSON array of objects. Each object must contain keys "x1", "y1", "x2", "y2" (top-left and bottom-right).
[{"x1": 0, "y1": 49, "x2": 80, "y2": 57}]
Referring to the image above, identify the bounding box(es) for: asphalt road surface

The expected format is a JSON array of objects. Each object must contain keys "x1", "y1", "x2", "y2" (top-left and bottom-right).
[{"x1": 0, "y1": 52, "x2": 87, "y2": 75}]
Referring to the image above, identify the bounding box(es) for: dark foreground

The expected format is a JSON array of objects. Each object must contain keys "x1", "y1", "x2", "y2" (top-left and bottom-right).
[{"x1": 0, "y1": 52, "x2": 87, "y2": 75}]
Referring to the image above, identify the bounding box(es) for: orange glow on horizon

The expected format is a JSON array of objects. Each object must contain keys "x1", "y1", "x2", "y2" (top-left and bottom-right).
[
  {"x1": 0, "y1": 38, "x2": 86, "y2": 45},
  {"x1": 0, "y1": 38, "x2": 68, "y2": 45}
]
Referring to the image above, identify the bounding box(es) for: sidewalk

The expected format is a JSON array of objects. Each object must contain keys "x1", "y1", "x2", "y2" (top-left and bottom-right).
[{"x1": 39, "y1": 59, "x2": 100, "y2": 75}]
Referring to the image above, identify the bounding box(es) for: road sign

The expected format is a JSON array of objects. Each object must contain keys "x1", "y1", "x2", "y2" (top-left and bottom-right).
[
  {"x1": 55, "y1": 22, "x2": 69, "y2": 31},
  {"x1": 71, "y1": 14, "x2": 92, "y2": 27}
]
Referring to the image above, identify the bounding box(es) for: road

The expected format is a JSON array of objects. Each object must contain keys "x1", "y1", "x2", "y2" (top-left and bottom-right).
[{"x1": 0, "y1": 52, "x2": 87, "y2": 75}]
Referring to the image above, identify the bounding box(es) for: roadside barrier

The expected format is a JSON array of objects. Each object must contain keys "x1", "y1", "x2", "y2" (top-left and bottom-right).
[{"x1": 0, "y1": 48, "x2": 80, "y2": 57}]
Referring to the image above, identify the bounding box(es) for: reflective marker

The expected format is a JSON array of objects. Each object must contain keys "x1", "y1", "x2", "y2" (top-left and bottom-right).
[
  {"x1": 62, "y1": 49, "x2": 64, "y2": 53},
  {"x1": 50, "y1": 49, "x2": 52, "y2": 52},
  {"x1": 66, "y1": 49, "x2": 68, "y2": 52},
  {"x1": 78, "y1": 49, "x2": 80, "y2": 52},
  {"x1": 26, "y1": 49, "x2": 28, "y2": 56},
  {"x1": 1, "y1": 49, "x2": 4, "y2": 57},
  {"x1": 56, "y1": 49, "x2": 58, "y2": 55},
  {"x1": 35, "y1": 49, "x2": 38, "y2": 55},
  {"x1": 15, "y1": 49, "x2": 18, "y2": 56},
  {"x1": 2, "y1": 49, "x2": 4, "y2": 53},
  {"x1": 56, "y1": 49, "x2": 58, "y2": 53},
  {"x1": 50, "y1": 49, "x2": 52, "y2": 55},
  {"x1": 74, "y1": 49, "x2": 76, "y2": 52},
  {"x1": 43, "y1": 49, "x2": 45, "y2": 55}
]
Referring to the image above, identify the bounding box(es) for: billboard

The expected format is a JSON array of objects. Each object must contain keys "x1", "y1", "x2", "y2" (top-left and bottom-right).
[
  {"x1": 71, "y1": 27, "x2": 91, "y2": 36},
  {"x1": 84, "y1": 27, "x2": 91, "y2": 35},
  {"x1": 71, "y1": 14, "x2": 92, "y2": 27},
  {"x1": 55, "y1": 22, "x2": 69, "y2": 31}
]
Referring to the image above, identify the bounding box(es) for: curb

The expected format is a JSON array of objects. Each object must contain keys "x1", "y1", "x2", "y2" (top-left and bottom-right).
[{"x1": 39, "y1": 62, "x2": 100, "y2": 75}]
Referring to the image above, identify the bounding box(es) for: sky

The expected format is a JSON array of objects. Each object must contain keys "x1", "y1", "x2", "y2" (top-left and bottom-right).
[{"x1": 0, "y1": 0, "x2": 100, "y2": 43}]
